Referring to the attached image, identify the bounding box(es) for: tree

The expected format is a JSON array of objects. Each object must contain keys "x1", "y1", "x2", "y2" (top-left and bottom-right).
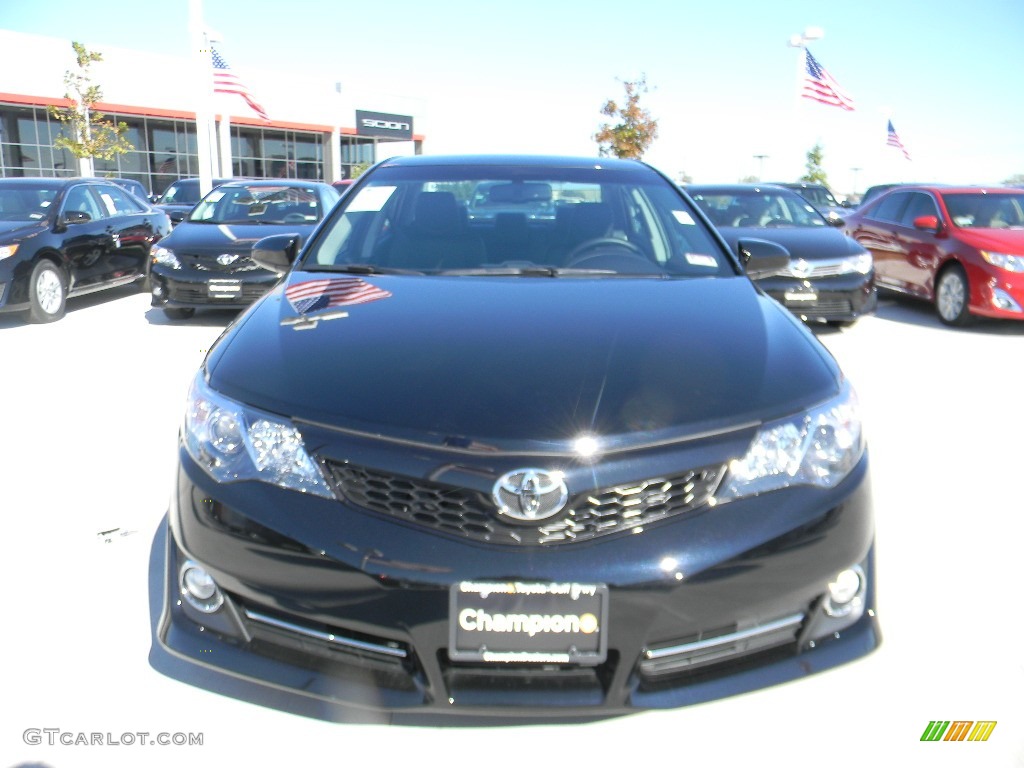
[
  {"x1": 739, "y1": 175, "x2": 760, "y2": 183},
  {"x1": 594, "y1": 76, "x2": 658, "y2": 159},
  {"x1": 800, "y1": 144, "x2": 828, "y2": 185},
  {"x1": 1003, "y1": 173, "x2": 1024, "y2": 186},
  {"x1": 48, "y1": 42, "x2": 133, "y2": 177}
]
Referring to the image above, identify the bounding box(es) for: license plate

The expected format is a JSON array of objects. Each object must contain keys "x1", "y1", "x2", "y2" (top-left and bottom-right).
[
  {"x1": 449, "y1": 580, "x2": 608, "y2": 665},
  {"x1": 208, "y1": 279, "x2": 242, "y2": 298},
  {"x1": 784, "y1": 291, "x2": 818, "y2": 302}
]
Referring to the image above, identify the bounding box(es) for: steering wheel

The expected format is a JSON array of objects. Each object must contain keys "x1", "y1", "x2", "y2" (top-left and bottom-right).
[{"x1": 566, "y1": 237, "x2": 646, "y2": 263}]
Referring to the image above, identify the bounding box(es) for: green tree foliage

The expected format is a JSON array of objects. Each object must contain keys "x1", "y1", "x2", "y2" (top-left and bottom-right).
[
  {"x1": 594, "y1": 76, "x2": 658, "y2": 160},
  {"x1": 48, "y1": 42, "x2": 134, "y2": 169},
  {"x1": 800, "y1": 143, "x2": 828, "y2": 185},
  {"x1": 1003, "y1": 173, "x2": 1024, "y2": 186}
]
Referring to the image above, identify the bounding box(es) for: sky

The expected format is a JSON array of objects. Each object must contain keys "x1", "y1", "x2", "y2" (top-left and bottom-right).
[{"x1": 4, "y1": 0, "x2": 1023, "y2": 196}]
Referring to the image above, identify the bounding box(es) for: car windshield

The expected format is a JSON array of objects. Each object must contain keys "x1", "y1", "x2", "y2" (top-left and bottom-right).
[
  {"x1": 796, "y1": 186, "x2": 839, "y2": 208},
  {"x1": 0, "y1": 182, "x2": 60, "y2": 222},
  {"x1": 300, "y1": 165, "x2": 733, "y2": 277},
  {"x1": 188, "y1": 184, "x2": 325, "y2": 225},
  {"x1": 158, "y1": 181, "x2": 200, "y2": 205},
  {"x1": 690, "y1": 190, "x2": 828, "y2": 228},
  {"x1": 943, "y1": 192, "x2": 1024, "y2": 229}
]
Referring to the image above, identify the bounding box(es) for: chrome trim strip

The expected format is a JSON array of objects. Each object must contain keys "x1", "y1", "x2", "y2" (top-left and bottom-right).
[
  {"x1": 644, "y1": 613, "x2": 804, "y2": 660},
  {"x1": 244, "y1": 608, "x2": 408, "y2": 659}
]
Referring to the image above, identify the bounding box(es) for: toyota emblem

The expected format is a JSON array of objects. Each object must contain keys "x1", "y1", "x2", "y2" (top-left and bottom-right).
[
  {"x1": 216, "y1": 253, "x2": 240, "y2": 266},
  {"x1": 492, "y1": 469, "x2": 568, "y2": 522}
]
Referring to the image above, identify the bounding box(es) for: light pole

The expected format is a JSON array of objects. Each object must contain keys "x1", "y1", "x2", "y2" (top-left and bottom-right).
[
  {"x1": 753, "y1": 154, "x2": 769, "y2": 180},
  {"x1": 850, "y1": 166, "x2": 861, "y2": 197}
]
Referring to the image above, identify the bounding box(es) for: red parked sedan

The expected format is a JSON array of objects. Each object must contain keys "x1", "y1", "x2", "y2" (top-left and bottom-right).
[{"x1": 844, "y1": 186, "x2": 1024, "y2": 325}]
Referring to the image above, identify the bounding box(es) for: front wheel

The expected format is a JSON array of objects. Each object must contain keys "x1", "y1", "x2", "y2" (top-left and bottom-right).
[
  {"x1": 28, "y1": 260, "x2": 66, "y2": 323},
  {"x1": 935, "y1": 264, "x2": 973, "y2": 327}
]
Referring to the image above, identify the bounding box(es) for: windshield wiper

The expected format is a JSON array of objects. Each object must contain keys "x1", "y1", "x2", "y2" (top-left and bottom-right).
[{"x1": 307, "y1": 263, "x2": 424, "y2": 275}]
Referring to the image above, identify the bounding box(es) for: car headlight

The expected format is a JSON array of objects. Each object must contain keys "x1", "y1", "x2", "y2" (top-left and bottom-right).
[
  {"x1": 715, "y1": 383, "x2": 863, "y2": 502},
  {"x1": 183, "y1": 371, "x2": 335, "y2": 499},
  {"x1": 836, "y1": 252, "x2": 873, "y2": 275},
  {"x1": 0, "y1": 244, "x2": 18, "y2": 260},
  {"x1": 152, "y1": 245, "x2": 181, "y2": 269},
  {"x1": 981, "y1": 251, "x2": 1024, "y2": 273}
]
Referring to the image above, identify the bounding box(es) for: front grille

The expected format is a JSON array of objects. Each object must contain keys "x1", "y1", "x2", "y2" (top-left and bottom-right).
[
  {"x1": 782, "y1": 297, "x2": 853, "y2": 315},
  {"x1": 321, "y1": 461, "x2": 724, "y2": 546},
  {"x1": 184, "y1": 254, "x2": 264, "y2": 273},
  {"x1": 639, "y1": 613, "x2": 804, "y2": 680},
  {"x1": 168, "y1": 282, "x2": 270, "y2": 304}
]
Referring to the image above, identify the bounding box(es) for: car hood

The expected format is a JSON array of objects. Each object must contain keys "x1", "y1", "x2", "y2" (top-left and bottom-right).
[
  {"x1": 955, "y1": 226, "x2": 1024, "y2": 252},
  {"x1": 0, "y1": 220, "x2": 46, "y2": 240},
  {"x1": 206, "y1": 273, "x2": 840, "y2": 450},
  {"x1": 162, "y1": 221, "x2": 311, "y2": 256},
  {"x1": 716, "y1": 226, "x2": 865, "y2": 260}
]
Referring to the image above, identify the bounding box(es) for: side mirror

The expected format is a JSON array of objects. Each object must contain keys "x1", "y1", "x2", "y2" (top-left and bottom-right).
[
  {"x1": 62, "y1": 210, "x2": 92, "y2": 225},
  {"x1": 253, "y1": 233, "x2": 302, "y2": 274},
  {"x1": 828, "y1": 216, "x2": 846, "y2": 227},
  {"x1": 737, "y1": 238, "x2": 790, "y2": 278},
  {"x1": 913, "y1": 215, "x2": 940, "y2": 233}
]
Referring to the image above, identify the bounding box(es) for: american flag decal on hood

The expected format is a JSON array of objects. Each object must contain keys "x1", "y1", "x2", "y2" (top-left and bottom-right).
[{"x1": 285, "y1": 278, "x2": 392, "y2": 315}]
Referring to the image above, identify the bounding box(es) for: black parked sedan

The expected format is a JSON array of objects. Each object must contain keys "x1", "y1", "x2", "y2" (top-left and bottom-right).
[
  {"x1": 689, "y1": 184, "x2": 876, "y2": 326},
  {"x1": 159, "y1": 155, "x2": 878, "y2": 716},
  {"x1": 154, "y1": 176, "x2": 235, "y2": 225},
  {"x1": 149, "y1": 179, "x2": 340, "y2": 319},
  {"x1": 0, "y1": 176, "x2": 170, "y2": 322}
]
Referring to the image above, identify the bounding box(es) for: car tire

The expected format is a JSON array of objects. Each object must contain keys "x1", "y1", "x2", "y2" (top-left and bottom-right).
[
  {"x1": 163, "y1": 307, "x2": 195, "y2": 321},
  {"x1": 27, "y1": 259, "x2": 67, "y2": 323},
  {"x1": 935, "y1": 264, "x2": 973, "y2": 327}
]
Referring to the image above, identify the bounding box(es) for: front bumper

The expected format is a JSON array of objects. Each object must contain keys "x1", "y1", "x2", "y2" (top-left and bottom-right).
[
  {"x1": 159, "y1": 443, "x2": 879, "y2": 716},
  {"x1": 150, "y1": 264, "x2": 278, "y2": 309},
  {"x1": 756, "y1": 272, "x2": 876, "y2": 323}
]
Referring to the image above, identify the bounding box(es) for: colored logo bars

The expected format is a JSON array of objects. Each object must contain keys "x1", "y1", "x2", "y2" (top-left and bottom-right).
[{"x1": 921, "y1": 721, "x2": 997, "y2": 742}]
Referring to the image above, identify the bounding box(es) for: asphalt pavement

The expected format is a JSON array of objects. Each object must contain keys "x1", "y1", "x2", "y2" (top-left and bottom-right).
[{"x1": 2, "y1": 286, "x2": 1022, "y2": 767}]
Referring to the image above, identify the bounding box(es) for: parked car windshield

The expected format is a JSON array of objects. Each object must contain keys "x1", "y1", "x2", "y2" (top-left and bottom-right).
[
  {"x1": 690, "y1": 189, "x2": 828, "y2": 228},
  {"x1": 0, "y1": 181, "x2": 60, "y2": 222},
  {"x1": 943, "y1": 192, "x2": 1024, "y2": 229},
  {"x1": 188, "y1": 184, "x2": 326, "y2": 225},
  {"x1": 301, "y1": 165, "x2": 734, "y2": 277}
]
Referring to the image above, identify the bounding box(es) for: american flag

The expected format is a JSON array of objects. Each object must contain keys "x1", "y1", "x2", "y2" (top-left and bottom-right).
[
  {"x1": 211, "y1": 45, "x2": 269, "y2": 121},
  {"x1": 802, "y1": 49, "x2": 855, "y2": 111},
  {"x1": 886, "y1": 120, "x2": 911, "y2": 160},
  {"x1": 285, "y1": 278, "x2": 392, "y2": 315}
]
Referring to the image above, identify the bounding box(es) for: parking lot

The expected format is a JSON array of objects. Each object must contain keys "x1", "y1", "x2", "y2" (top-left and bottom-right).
[{"x1": 2, "y1": 286, "x2": 1022, "y2": 768}]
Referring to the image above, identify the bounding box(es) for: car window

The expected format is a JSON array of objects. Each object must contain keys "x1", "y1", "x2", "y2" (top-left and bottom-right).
[
  {"x1": 689, "y1": 190, "x2": 826, "y2": 228},
  {"x1": 302, "y1": 166, "x2": 733, "y2": 277},
  {"x1": 943, "y1": 192, "x2": 1024, "y2": 228},
  {"x1": 869, "y1": 191, "x2": 911, "y2": 223},
  {"x1": 95, "y1": 184, "x2": 147, "y2": 215},
  {"x1": 188, "y1": 184, "x2": 326, "y2": 225},
  {"x1": 63, "y1": 185, "x2": 105, "y2": 221},
  {"x1": 898, "y1": 192, "x2": 939, "y2": 227},
  {"x1": 159, "y1": 181, "x2": 199, "y2": 205}
]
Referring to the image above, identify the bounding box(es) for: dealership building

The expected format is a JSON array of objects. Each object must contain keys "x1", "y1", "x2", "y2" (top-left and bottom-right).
[{"x1": 0, "y1": 29, "x2": 424, "y2": 195}]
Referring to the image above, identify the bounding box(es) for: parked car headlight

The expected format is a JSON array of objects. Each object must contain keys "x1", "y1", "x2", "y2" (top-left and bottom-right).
[
  {"x1": 0, "y1": 244, "x2": 18, "y2": 260},
  {"x1": 716, "y1": 383, "x2": 863, "y2": 502},
  {"x1": 183, "y1": 371, "x2": 335, "y2": 499},
  {"x1": 837, "y1": 252, "x2": 873, "y2": 275},
  {"x1": 981, "y1": 251, "x2": 1024, "y2": 273},
  {"x1": 152, "y1": 245, "x2": 181, "y2": 269}
]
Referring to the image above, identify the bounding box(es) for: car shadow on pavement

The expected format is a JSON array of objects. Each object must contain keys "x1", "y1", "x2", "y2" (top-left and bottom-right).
[
  {"x1": 873, "y1": 294, "x2": 1024, "y2": 335},
  {"x1": 144, "y1": 307, "x2": 239, "y2": 327},
  {"x1": 0, "y1": 284, "x2": 145, "y2": 330},
  {"x1": 146, "y1": 516, "x2": 617, "y2": 728}
]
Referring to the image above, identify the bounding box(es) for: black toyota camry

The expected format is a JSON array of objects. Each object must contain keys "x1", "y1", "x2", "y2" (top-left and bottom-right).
[{"x1": 158, "y1": 155, "x2": 879, "y2": 716}]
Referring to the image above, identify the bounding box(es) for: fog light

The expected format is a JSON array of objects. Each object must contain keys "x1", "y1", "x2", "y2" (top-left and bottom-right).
[
  {"x1": 992, "y1": 288, "x2": 1022, "y2": 312},
  {"x1": 180, "y1": 560, "x2": 224, "y2": 613},
  {"x1": 824, "y1": 564, "x2": 865, "y2": 617},
  {"x1": 152, "y1": 284, "x2": 165, "y2": 298}
]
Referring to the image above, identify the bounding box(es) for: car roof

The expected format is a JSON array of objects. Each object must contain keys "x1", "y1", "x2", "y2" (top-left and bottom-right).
[
  {"x1": 376, "y1": 154, "x2": 650, "y2": 171},
  {"x1": 686, "y1": 183, "x2": 793, "y2": 194},
  {"x1": 216, "y1": 179, "x2": 333, "y2": 189},
  {"x1": 874, "y1": 185, "x2": 1018, "y2": 196}
]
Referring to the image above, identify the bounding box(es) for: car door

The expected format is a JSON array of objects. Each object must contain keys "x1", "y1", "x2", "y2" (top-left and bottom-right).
[
  {"x1": 892, "y1": 192, "x2": 944, "y2": 297},
  {"x1": 58, "y1": 183, "x2": 114, "y2": 291},
  {"x1": 92, "y1": 182, "x2": 157, "y2": 280},
  {"x1": 849, "y1": 192, "x2": 911, "y2": 292}
]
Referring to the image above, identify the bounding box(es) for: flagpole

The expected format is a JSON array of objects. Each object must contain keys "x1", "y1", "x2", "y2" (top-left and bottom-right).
[{"x1": 188, "y1": 0, "x2": 215, "y2": 196}]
